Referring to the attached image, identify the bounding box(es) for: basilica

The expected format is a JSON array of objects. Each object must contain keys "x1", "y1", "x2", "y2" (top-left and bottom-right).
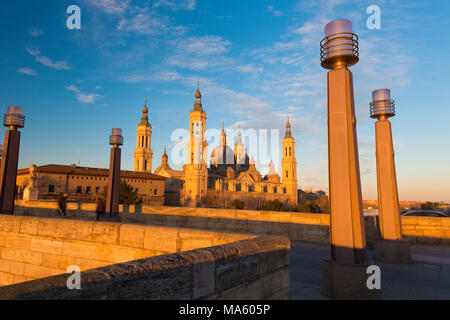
[{"x1": 135, "y1": 82, "x2": 299, "y2": 209}]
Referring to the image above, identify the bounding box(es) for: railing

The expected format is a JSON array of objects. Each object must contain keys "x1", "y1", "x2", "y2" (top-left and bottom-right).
[
  {"x1": 370, "y1": 99, "x2": 396, "y2": 118},
  {"x1": 3, "y1": 113, "x2": 25, "y2": 128},
  {"x1": 320, "y1": 32, "x2": 359, "y2": 68}
]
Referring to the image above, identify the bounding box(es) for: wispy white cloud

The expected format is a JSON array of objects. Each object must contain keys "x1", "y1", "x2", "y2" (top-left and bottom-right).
[
  {"x1": 66, "y1": 85, "x2": 101, "y2": 104},
  {"x1": 121, "y1": 70, "x2": 182, "y2": 83},
  {"x1": 89, "y1": 0, "x2": 130, "y2": 14},
  {"x1": 117, "y1": 10, "x2": 173, "y2": 35},
  {"x1": 154, "y1": 0, "x2": 197, "y2": 10},
  {"x1": 183, "y1": 0, "x2": 197, "y2": 10},
  {"x1": 266, "y1": 5, "x2": 283, "y2": 17},
  {"x1": 86, "y1": 0, "x2": 188, "y2": 36},
  {"x1": 165, "y1": 36, "x2": 261, "y2": 74},
  {"x1": 26, "y1": 46, "x2": 72, "y2": 70},
  {"x1": 18, "y1": 67, "x2": 38, "y2": 76},
  {"x1": 29, "y1": 29, "x2": 43, "y2": 38}
]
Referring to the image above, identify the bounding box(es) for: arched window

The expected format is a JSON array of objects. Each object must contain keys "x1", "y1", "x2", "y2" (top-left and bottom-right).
[
  {"x1": 286, "y1": 171, "x2": 289, "y2": 178},
  {"x1": 274, "y1": 186, "x2": 278, "y2": 193},
  {"x1": 289, "y1": 147, "x2": 291, "y2": 156}
]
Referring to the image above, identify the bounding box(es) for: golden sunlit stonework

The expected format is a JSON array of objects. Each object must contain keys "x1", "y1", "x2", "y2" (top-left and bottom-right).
[{"x1": 153, "y1": 83, "x2": 299, "y2": 209}]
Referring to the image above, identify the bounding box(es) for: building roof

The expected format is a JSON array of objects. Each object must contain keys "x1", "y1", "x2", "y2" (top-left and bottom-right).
[{"x1": 17, "y1": 164, "x2": 167, "y2": 181}]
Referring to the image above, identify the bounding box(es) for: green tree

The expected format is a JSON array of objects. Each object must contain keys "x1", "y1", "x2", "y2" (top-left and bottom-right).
[
  {"x1": 296, "y1": 201, "x2": 321, "y2": 213},
  {"x1": 262, "y1": 199, "x2": 286, "y2": 212},
  {"x1": 101, "y1": 180, "x2": 143, "y2": 205},
  {"x1": 231, "y1": 199, "x2": 245, "y2": 210},
  {"x1": 314, "y1": 195, "x2": 329, "y2": 214}
]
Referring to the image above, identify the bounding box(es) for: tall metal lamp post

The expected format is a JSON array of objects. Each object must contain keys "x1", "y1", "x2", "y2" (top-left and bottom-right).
[
  {"x1": 106, "y1": 128, "x2": 123, "y2": 219},
  {"x1": 0, "y1": 106, "x2": 25, "y2": 215},
  {"x1": 320, "y1": 20, "x2": 378, "y2": 299},
  {"x1": 370, "y1": 89, "x2": 411, "y2": 263}
]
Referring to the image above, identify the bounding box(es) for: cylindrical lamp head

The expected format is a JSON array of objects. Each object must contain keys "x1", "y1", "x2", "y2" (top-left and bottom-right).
[
  {"x1": 320, "y1": 19, "x2": 359, "y2": 69},
  {"x1": 370, "y1": 89, "x2": 396, "y2": 119},
  {"x1": 109, "y1": 128, "x2": 123, "y2": 146},
  {"x1": 4, "y1": 106, "x2": 25, "y2": 128}
]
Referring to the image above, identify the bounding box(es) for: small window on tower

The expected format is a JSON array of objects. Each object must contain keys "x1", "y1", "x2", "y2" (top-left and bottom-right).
[{"x1": 286, "y1": 171, "x2": 289, "y2": 178}]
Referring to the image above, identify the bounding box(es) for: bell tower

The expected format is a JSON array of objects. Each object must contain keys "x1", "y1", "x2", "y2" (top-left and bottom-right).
[
  {"x1": 183, "y1": 81, "x2": 208, "y2": 207},
  {"x1": 234, "y1": 125, "x2": 245, "y2": 165},
  {"x1": 134, "y1": 98, "x2": 153, "y2": 172},
  {"x1": 282, "y1": 116, "x2": 298, "y2": 208}
]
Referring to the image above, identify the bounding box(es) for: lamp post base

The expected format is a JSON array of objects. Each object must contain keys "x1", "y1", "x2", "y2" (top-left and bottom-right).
[
  {"x1": 374, "y1": 239, "x2": 411, "y2": 264},
  {"x1": 321, "y1": 260, "x2": 380, "y2": 300}
]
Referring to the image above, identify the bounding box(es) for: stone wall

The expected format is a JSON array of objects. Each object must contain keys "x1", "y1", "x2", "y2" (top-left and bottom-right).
[
  {"x1": 13, "y1": 201, "x2": 450, "y2": 246},
  {"x1": 401, "y1": 216, "x2": 450, "y2": 244},
  {"x1": 0, "y1": 215, "x2": 290, "y2": 300},
  {"x1": 0, "y1": 215, "x2": 253, "y2": 287}
]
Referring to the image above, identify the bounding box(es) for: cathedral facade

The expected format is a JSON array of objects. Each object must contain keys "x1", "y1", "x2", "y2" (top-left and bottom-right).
[{"x1": 141, "y1": 82, "x2": 299, "y2": 210}]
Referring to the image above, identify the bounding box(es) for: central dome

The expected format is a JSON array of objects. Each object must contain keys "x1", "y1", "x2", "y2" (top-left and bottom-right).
[{"x1": 210, "y1": 145, "x2": 235, "y2": 167}]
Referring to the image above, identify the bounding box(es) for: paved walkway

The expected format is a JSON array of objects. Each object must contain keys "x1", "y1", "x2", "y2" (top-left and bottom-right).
[{"x1": 290, "y1": 241, "x2": 450, "y2": 300}]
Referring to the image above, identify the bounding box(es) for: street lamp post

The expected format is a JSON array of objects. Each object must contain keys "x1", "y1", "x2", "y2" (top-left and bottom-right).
[
  {"x1": 106, "y1": 128, "x2": 123, "y2": 219},
  {"x1": 320, "y1": 20, "x2": 378, "y2": 299},
  {"x1": 370, "y1": 89, "x2": 411, "y2": 263},
  {"x1": 0, "y1": 106, "x2": 25, "y2": 214}
]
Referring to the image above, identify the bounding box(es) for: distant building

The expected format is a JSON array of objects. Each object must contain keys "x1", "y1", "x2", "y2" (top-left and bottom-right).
[{"x1": 16, "y1": 164, "x2": 166, "y2": 205}]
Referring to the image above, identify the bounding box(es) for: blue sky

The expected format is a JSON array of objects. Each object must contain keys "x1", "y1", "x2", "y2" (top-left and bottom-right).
[{"x1": 0, "y1": 0, "x2": 449, "y2": 202}]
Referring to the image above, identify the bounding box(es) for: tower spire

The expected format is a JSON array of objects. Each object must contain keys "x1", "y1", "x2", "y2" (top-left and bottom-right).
[
  {"x1": 141, "y1": 97, "x2": 149, "y2": 125},
  {"x1": 220, "y1": 120, "x2": 226, "y2": 146},
  {"x1": 162, "y1": 145, "x2": 168, "y2": 166},
  {"x1": 284, "y1": 115, "x2": 292, "y2": 139},
  {"x1": 193, "y1": 80, "x2": 203, "y2": 112}
]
